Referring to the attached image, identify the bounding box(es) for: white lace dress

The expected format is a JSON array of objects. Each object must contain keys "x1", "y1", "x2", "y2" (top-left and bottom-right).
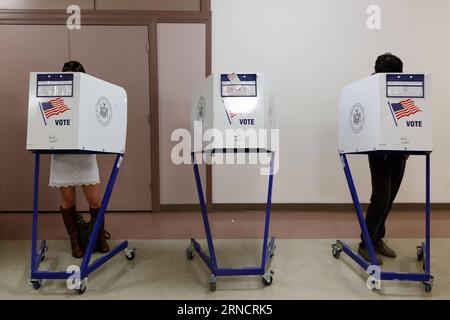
[{"x1": 49, "y1": 154, "x2": 100, "y2": 187}]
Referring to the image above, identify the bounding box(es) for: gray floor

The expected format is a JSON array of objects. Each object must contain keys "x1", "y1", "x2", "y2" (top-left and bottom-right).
[{"x1": 1, "y1": 239, "x2": 449, "y2": 300}]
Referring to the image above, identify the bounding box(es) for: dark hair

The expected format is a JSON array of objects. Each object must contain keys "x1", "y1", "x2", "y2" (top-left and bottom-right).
[
  {"x1": 374, "y1": 53, "x2": 403, "y2": 74},
  {"x1": 62, "y1": 60, "x2": 85, "y2": 73}
]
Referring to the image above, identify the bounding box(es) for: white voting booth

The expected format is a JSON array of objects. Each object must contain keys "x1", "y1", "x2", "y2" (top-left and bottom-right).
[
  {"x1": 339, "y1": 73, "x2": 432, "y2": 153},
  {"x1": 191, "y1": 73, "x2": 274, "y2": 151},
  {"x1": 188, "y1": 72, "x2": 277, "y2": 291},
  {"x1": 333, "y1": 73, "x2": 435, "y2": 292},
  {"x1": 26, "y1": 72, "x2": 134, "y2": 294},
  {"x1": 27, "y1": 72, "x2": 127, "y2": 153}
]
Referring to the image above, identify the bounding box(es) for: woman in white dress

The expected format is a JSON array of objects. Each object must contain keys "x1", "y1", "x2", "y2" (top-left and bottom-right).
[{"x1": 52, "y1": 61, "x2": 110, "y2": 258}]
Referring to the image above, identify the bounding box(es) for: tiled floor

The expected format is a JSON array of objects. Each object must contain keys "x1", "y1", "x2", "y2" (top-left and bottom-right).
[
  {"x1": 1, "y1": 210, "x2": 449, "y2": 299},
  {"x1": 0, "y1": 238, "x2": 449, "y2": 300}
]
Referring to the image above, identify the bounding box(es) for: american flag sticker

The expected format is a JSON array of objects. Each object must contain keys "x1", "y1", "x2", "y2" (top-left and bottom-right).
[
  {"x1": 38, "y1": 98, "x2": 71, "y2": 125},
  {"x1": 388, "y1": 99, "x2": 422, "y2": 127},
  {"x1": 224, "y1": 108, "x2": 240, "y2": 125},
  {"x1": 222, "y1": 98, "x2": 239, "y2": 125},
  {"x1": 229, "y1": 111, "x2": 238, "y2": 119}
]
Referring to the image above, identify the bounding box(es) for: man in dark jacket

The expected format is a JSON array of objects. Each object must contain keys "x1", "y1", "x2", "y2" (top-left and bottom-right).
[{"x1": 358, "y1": 53, "x2": 407, "y2": 265}]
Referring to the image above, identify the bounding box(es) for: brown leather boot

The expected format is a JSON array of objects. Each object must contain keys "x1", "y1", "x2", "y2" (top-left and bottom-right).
[
  {"x1": 90, "y1": 207, "x2": 110, "y2": 253},
  {"x1": 61, "y1": 206, "x2": 84, "y2": 258}
]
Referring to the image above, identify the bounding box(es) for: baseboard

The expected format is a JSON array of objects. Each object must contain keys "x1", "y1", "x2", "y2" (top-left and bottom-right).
[
  {"x1": 159, "y1": 204, "x2": 201, "y2": 212},
  {"x1": 159, "y1": 203, "x2": 450, "y2": 212},
  {"x1": 1, "y1": 203, "x2": 446, "y2": 214},
  {"x1": 0, "y1": 210, "x2": 153, "y2": 214}
]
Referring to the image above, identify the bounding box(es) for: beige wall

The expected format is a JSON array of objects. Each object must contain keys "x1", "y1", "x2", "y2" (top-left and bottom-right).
[
  {"x1": 212, "y1": 0, "x2": 450, "y2": 204},
  {"x1": 0, "y1": 25, "x2": 153, "y2": 211},
  {"x1": 0, "y1": 25, "x2": 69, "y2": 211},
  {"x1": 0, "y1": 8, "x2": 210, "y2": 211},
  {"x1": 158, "y1": 23, "x2": 206, "y2": 204},
  {"x1": 0, "y1": 0, "x2": 200, "y2": 10}
]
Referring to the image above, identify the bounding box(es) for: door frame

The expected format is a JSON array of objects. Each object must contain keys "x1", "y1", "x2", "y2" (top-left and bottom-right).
[{"x1": 0, "y1": 3, "x2": 212, "y2": 212}]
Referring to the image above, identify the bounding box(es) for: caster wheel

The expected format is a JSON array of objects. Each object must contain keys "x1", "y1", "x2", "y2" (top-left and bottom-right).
[
  {"x1": 76, "y1": 287, "x2": 86, "y2": 295},
  {"x1": 262, "y1": 275, "x2": 273, "y2": 286},
  {"x1": 76, "y1": 278, "x2": 87, "y2": 295},
  {"x1": 416, "y1": 246, "x2": 424, "y2": 262},
  {"x1": 424, "y1": 283, "x2": 433, "y2": 293},
  {"x1": 31, "y1": 279, "x2": 42, "y2": 290},
  {"x1": 262, "y1": 271, "x2": 274, "y2": 286},
  {"x1": 423, "y1": 276, "x2": 434, "y2": 293},
  {"x1": 125, "y1": 248, "x2": 136, "y2": 261},
  {"x1": 209, "y1": 275, "x2": 216, "y2": 292},
  {"x1": 186, "y1": 248, "x2": 194, "y2": 260},
  {"x1": 332, "y1": 244, "x2": 341, "y2": 259}
]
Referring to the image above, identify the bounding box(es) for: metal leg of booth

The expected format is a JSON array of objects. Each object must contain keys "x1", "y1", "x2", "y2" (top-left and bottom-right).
[
  {"x1": 332, "y1": 153, "x2": 433, "y2": 292},
  {"x1": 425, "y1": 153, "x2": 431, "y2": 277},
  {"x1": 30, "y1": 153, "x2": 136, "y2": 294},
  {"x1": 187, "y1": 152, "x2": 276, "y2": 291}
]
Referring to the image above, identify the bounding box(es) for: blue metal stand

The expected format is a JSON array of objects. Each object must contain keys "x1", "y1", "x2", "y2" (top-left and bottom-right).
[
  {"x1": 30, "y1": 152, "x2": 136, "y2": 294},
  {"x1": 187, "y1": 150, "x2": 276, "y2": 291},
  {"x1": 332, "y1": 152, "x2": 433, "y2": 292}
]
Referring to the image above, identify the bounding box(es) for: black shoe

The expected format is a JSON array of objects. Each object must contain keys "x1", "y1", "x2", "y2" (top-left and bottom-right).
[
  {"x1": 374, "y1": 240, "x2": 397, "y2": 258},
  {"x1": 358, "y1": 246, "x2": 383, "y2": 265}
]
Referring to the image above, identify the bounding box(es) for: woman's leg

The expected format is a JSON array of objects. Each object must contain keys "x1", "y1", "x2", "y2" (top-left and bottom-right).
[
  {"x1": 82, "y1": 184, "x2": 110, "y2": 253},
  {"x1": 59, "y1": 186, "x2": 76, "y2": 209},
  {"x1": 81, "y1": 184, "x2": 101, "y2": 209},
  {"x1": 59, "y1": 186, "x2": 83, "y2": 258}
]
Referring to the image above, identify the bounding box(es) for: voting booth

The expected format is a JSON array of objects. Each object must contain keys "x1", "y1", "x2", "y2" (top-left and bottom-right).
[
  {"x1": 27, "y1": 72, "x2": 135, "y2": 294},
  {"x1": 339, "y1": 73, "x2": 432, "y2": 153},
  {"x1": 191, "y1": 73, "x2": 274, "y2": 151},
  {"x1": 332, "y1": 73, "x2": 434, "y2": 292},
  {"x1": 187, "y1": 73, "x2": 276, "y2": 291},
  {"x1": 27, "y1": 72, "x2": 127, "y2": 153}
]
